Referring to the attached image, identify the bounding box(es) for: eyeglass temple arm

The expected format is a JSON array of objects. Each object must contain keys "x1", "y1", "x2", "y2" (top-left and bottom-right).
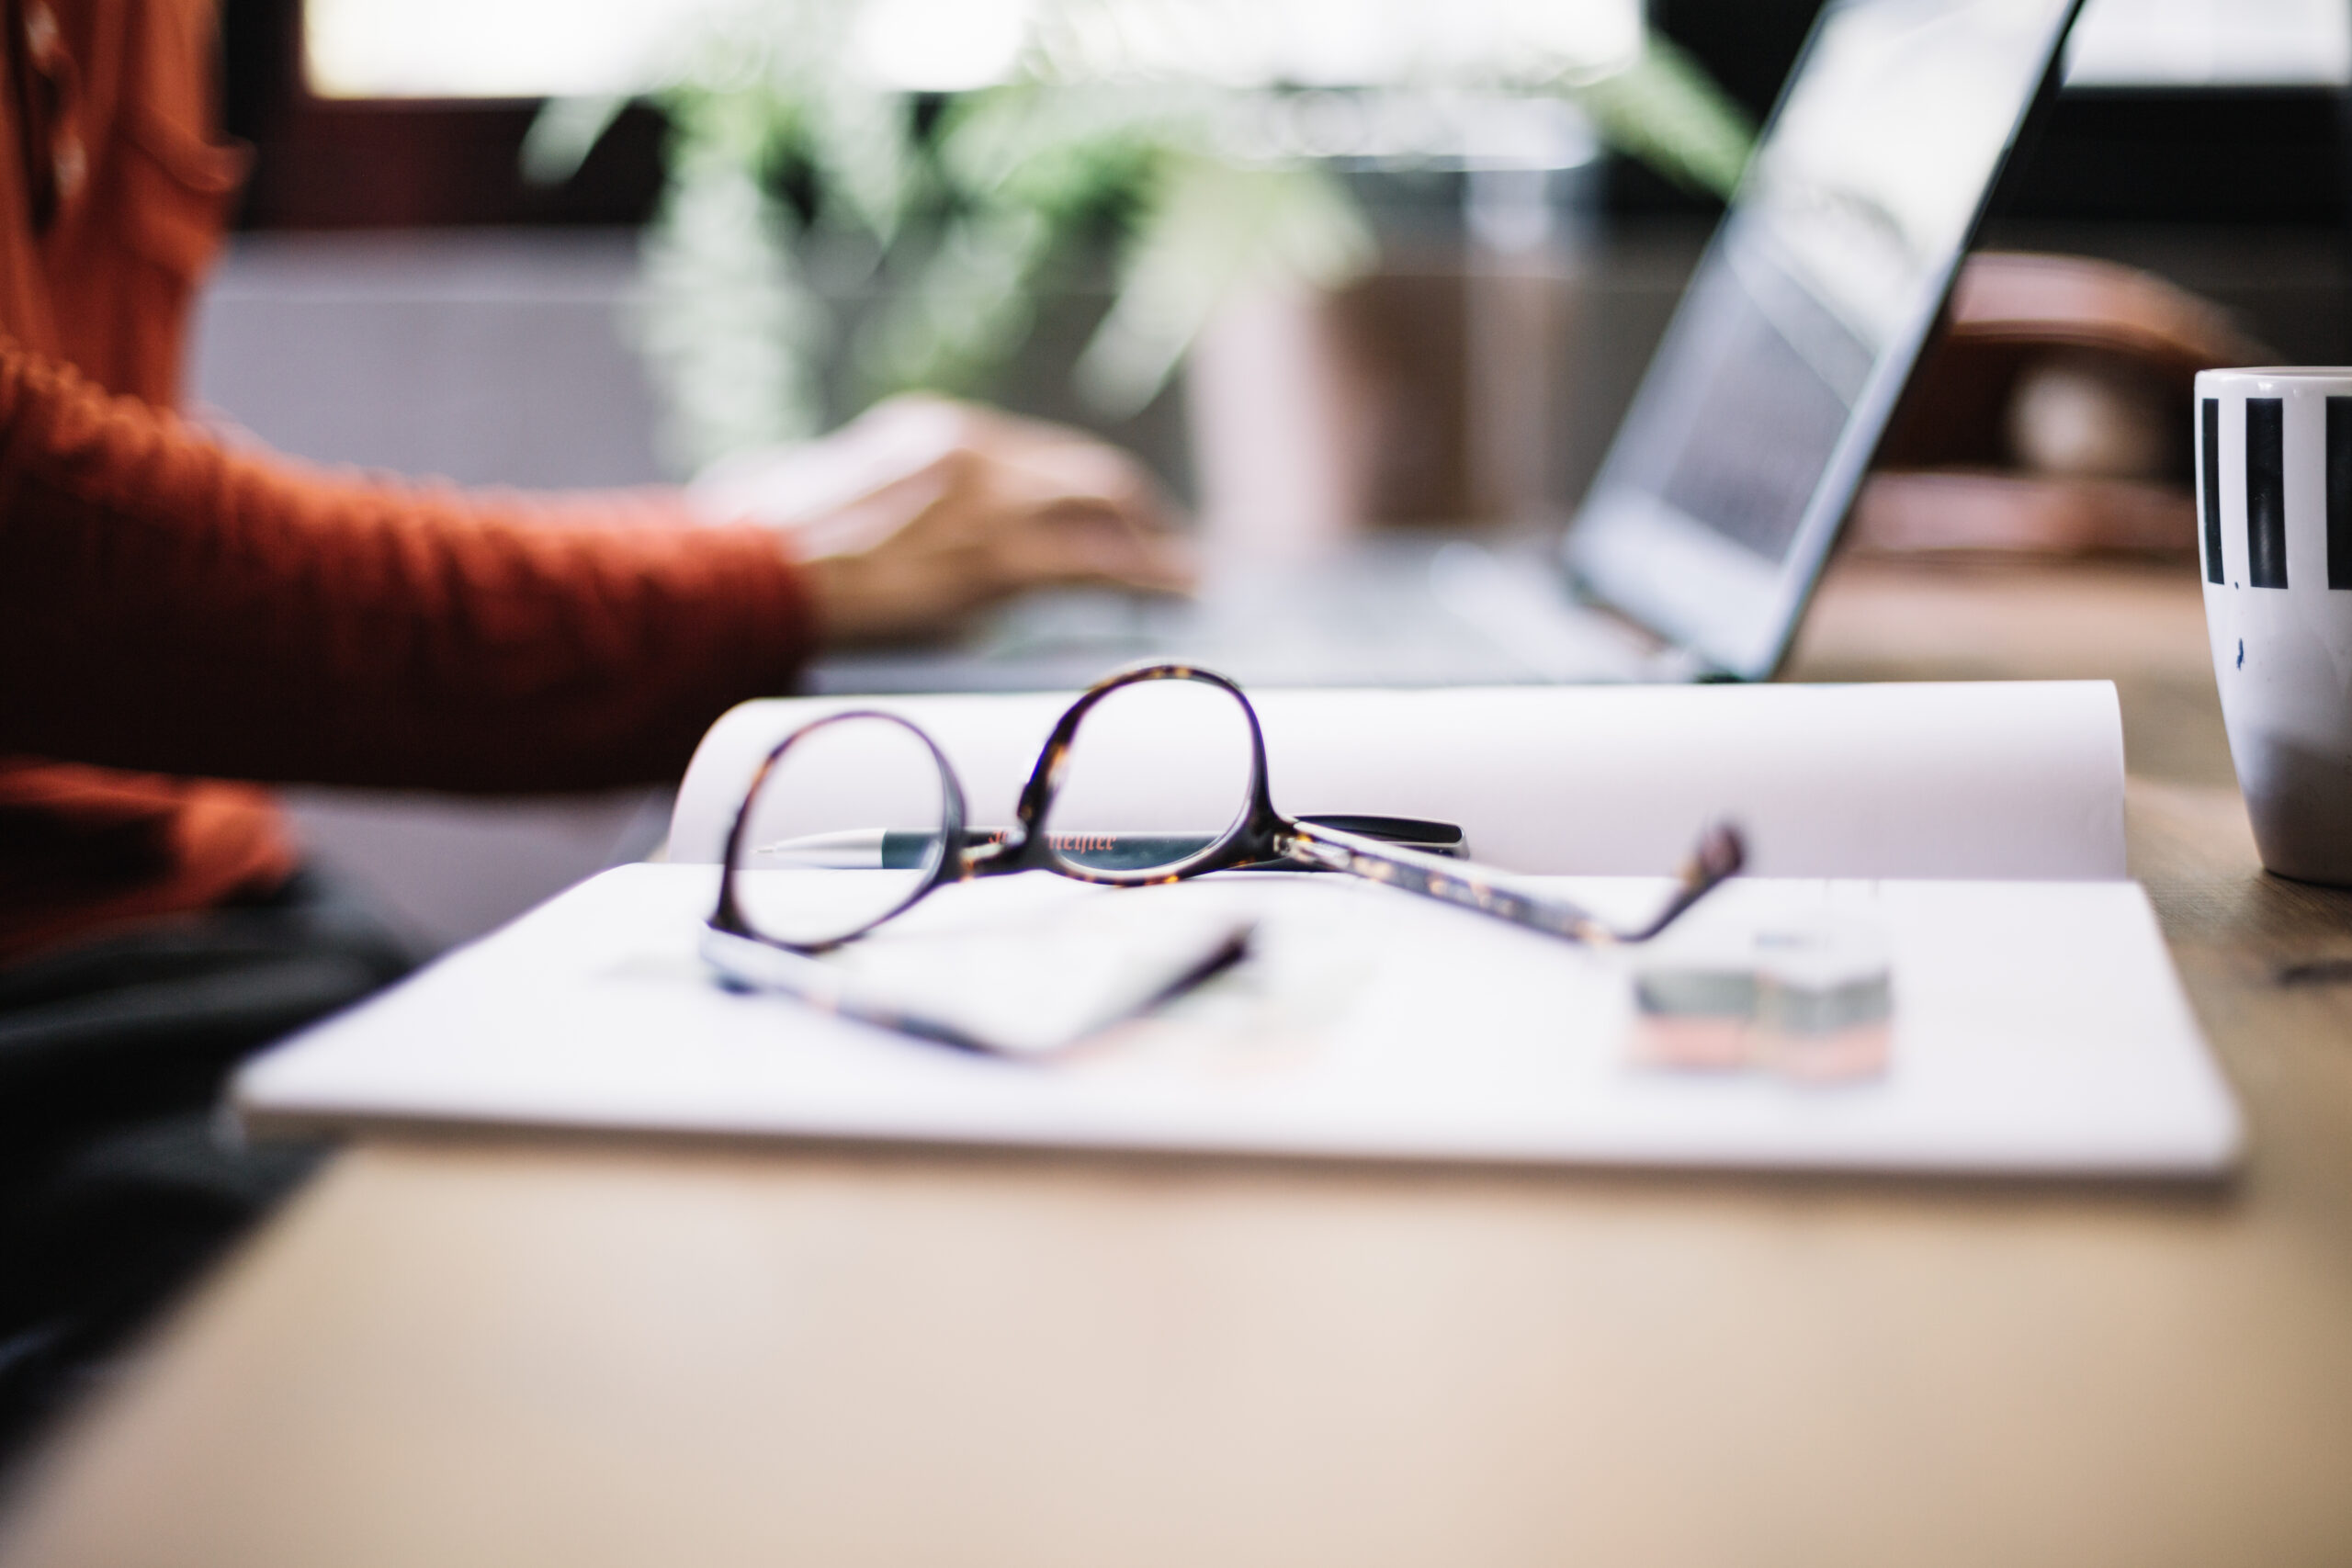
[
  {"x1": 700, "y1": 928, "x2": 1001, "y2": 1054},
  {"x1": 1278, "y1": 821, "x2": 1745, "y2": 945}
]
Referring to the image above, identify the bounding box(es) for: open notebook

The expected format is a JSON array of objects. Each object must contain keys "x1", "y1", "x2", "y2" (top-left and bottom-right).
[{"x1": 234, "y1": 682, "x2": 2240, "y2": 1178}]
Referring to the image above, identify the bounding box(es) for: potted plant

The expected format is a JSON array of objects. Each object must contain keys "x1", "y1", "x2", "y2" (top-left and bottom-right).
[{"x1": 528, "y1": 0, "x2": 1754, "y2": 513}]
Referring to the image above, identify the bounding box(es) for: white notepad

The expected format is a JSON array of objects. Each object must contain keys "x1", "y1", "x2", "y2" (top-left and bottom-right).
[
  {"x1": 234, "y1": 863, "x2": 2240, "y2": 1179},
  {"x1": 671, "y1": 682, "x2": 2130, "y2": 880}
]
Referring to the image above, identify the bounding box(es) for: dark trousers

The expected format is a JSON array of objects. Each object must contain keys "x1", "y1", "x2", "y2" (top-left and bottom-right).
[{"x1": 0, "y1": 870, "x2": 418, "y2": 1461}]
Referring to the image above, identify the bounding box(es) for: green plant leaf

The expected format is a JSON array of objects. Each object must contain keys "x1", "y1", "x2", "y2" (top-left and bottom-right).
[
  {"x1": 854, "y1": 204, "x2": 1051, "y2": 400},
  {"x1": 634, "y1": 144, "x2": 831, "y2": 469},
  {"x1": 1565, "y1": 38, "x2": 1755, "y2": 200},
  {"x1": 1076, "y1": 152, "x2": 1374, "y2": 419},
  {"x1": 520, "y1": 94, "x2": 629, "y2": 187},
  {"x1": 803, "y1": 77, "x2": 919, "y2": 242}
]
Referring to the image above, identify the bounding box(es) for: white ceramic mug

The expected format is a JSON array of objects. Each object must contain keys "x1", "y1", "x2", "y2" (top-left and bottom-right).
[{"x1": 2197, "y1": 367, "x2": 2352, "y2": 883}]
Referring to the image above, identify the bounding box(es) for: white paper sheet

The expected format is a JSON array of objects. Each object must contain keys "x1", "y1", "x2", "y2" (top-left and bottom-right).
[
  {"x1": 233, "y1": 863, "x2": 2237, "y2": 1178},
  {"x1": 703, "y1": 879, "x2": 1257, "y2": 1055},
  {"x1": 670, "y1": 682, "x2": 2126, "y2": 880}
]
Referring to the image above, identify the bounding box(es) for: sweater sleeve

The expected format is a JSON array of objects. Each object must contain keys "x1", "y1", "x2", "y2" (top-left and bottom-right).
[{"x1": 0, "y1": 337, "x2": 821, "y2": 793}]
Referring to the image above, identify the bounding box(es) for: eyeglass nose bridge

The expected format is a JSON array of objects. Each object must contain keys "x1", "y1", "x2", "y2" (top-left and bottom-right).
[{"x1": 1008, "y1": 661, "x2": 1281, "y2": 879}]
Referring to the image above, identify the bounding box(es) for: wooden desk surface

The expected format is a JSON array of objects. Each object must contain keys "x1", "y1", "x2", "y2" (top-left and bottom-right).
[{"x1": 6, "y1": 560, "x2": 2352, "y2": 1568}]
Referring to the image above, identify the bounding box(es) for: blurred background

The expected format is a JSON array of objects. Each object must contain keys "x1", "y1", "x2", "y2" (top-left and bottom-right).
[{"x1": 192, "y1": 0, "x2": 2352, "y2": 948}]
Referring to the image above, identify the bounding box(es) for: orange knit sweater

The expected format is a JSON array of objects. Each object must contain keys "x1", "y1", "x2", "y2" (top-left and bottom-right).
[{"x1": 0, "y1": 0, "x2": 817, "y2": 960}]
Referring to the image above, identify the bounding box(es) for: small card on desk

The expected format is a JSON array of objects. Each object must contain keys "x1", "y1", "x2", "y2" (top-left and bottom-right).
[
  {"x1": 233, "y1": 864, "x2": 2240, "y2": 1179},
  {"x1": 707, "y1": 875, "x2": 1258, "y2": 1056}
]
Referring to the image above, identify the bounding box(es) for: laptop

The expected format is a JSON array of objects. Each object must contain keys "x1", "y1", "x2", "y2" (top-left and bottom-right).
[{"x1": 811, "y1": 0, "x2": 2088, "y2": 697}]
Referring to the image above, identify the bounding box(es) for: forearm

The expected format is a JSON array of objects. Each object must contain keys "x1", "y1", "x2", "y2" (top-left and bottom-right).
[{"x1": 0, "y1": 343, "x2": 817, "y2": 792}]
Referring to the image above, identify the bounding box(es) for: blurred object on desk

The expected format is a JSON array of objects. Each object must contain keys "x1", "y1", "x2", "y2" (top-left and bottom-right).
[
  {"x1": 1850, "y1": 250, "x2": 2265, "y2": 558},
  {"x1": 1853, "y1": 469, "x2": 2201, "y2": 557}
]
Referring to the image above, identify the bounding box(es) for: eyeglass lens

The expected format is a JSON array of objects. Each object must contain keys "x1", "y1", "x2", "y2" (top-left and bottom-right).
[
  {"x1": 731, "y1": 716, "x2": 951, "y2": 947},
  {"x1": 1042, "y1": 675, "x2": 1259, "y2": 874}
]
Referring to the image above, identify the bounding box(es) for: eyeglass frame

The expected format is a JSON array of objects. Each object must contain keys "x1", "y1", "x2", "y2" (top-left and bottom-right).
[{"x1": 708, "y1": 661, "x2": 1744, "y2": 958}]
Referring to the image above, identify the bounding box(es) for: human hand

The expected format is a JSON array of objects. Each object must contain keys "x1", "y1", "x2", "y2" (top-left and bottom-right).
[{"x1": 689, "y1": 395, "x2": 1193, "y2": 644}]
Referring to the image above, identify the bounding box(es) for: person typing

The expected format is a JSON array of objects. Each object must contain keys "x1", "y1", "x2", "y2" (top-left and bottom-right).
[{"x1": 0, "y1": 0, "x2": 1187, "y2": 1450}]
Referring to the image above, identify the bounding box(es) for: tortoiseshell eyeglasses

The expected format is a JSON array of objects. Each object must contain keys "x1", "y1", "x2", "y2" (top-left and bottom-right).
[{"x1": 703, "y1": 662, "x2": 1744, "y2": 995}]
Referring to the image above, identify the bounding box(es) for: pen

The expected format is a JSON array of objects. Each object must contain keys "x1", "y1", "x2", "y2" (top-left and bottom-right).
[
  {"x1": 752, "y1": 815, "x2": 1465, "y2": 872},
  {"x1": 752, "y1": 828, "x2": 1214, "y2": 872}
]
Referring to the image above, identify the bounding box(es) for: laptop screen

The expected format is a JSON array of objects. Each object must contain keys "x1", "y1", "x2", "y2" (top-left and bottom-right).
[{"x1": 1564, "y1": 0, "x2": 2083, "y2": 679}]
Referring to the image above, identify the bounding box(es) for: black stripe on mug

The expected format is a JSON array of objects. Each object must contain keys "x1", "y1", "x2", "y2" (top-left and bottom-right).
[
  {"x1": 2202, "y1": 398, "x2": 2222, "y2": 584},
  {"x1": 2247, "y1": 398, "x2": 2288, "y2": 589},
  {"x1": 2331, "y1": 397, "x2": 2352, "y2": 590}
]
